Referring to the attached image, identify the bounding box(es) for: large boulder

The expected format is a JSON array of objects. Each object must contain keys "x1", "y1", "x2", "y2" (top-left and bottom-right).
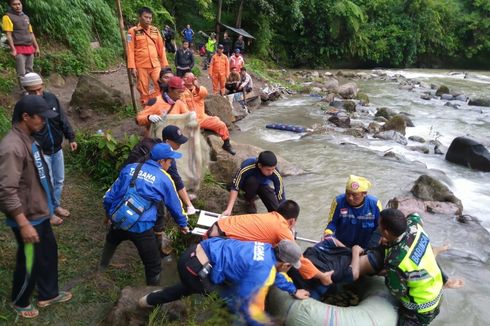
[
  {"x1": 323, "y1": 78, "x2": 339, "y2": 92},
  {"x1": 343, "y1": 100, "x2": 356, "y2": 113},
  {"x1": 328, "y1": 112, "x2": 351, "y2": 128},
  {"x1": 382, "y1": 114, "x2": 407, "y2": 135},
  {"x1": 70, "y1": 75, "x2": 130, "y2": 114},
  {"x1": 338, "y1": 82, "x2": 358, "y2": 99},
  {"x1": 445, "y1": 137, "x2": 490, "y2": 172},
  {"x1": 386, "y1": 196, "x2": 462, "y2": 216},
  {"x1": 410, "y1": 175, "x2": 463, "y2": 213},
  {"x1": 468, "y1": 98, "x2": 490, "y2": 107},
  {"x1": 205, "y1": 95, "x2": 234, "y2": 128},
  {"x1": 206, "y1": 135, "x2": 304, "y2": 184}
]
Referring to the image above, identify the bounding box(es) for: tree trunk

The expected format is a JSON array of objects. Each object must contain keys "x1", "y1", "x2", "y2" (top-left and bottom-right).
[{"x1": 236, "y1": 0, "x2": 245, "y2": 28}]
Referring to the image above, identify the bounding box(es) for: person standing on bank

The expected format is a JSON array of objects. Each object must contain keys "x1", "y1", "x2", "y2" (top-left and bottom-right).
[
  {"x1": 209, "y1": 44, "x2": 230, "y2": 95},
  {"x1": 100, "y1": 143, "x2": 189, "y2": 285},
  {"x1": 127, "y1": 7, "x2": 168, "y2": 105},
  {"x1": 0, "y1": 96, "x2": 73, "y2": 319},
  {"x1": 222, "y1": 151, "x2": 285, "y2": 216},
  {"x1": 21, "y1": 73, "x2": 77, "y2": 226},
  {"x1": 175, "y1": 40, "x2": 194, "y2": 77},
  {"x1": 2, "y1": 0, "x2": 40, "y2": 86}
]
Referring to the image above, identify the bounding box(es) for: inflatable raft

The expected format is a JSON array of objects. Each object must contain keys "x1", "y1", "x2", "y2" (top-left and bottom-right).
[
  {"x1": 267, "y1": 276, "x2": 398, "y2": 326},
  {"x1": 266, "y1": 123, "x2": 307, "y2": 133}
]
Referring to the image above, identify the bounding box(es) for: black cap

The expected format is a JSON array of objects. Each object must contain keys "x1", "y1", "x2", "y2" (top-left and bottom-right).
[
  {"x1": 217, "y1": 44, "x2": 224, "y2": 49},
  {"x1": 162, "y1": 125, "x2": 188, "y2": 144},
  {"x1": 12, "y1": 95, "x2": 58, "y2": 123},
  {"x1": 257, "y1": 151, "x2": 277, "y2": 167}
]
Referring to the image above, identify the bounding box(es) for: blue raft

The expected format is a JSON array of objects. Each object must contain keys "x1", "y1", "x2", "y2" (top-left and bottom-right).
[{"x1": 266, "y1": 123, "x2": 307, "y2": 133}]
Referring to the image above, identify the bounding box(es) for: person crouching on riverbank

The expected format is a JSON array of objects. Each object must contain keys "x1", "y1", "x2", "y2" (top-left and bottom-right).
[
  {"x1": 100, "y1": 143, "x2": 189, "y2": 285},
  {"x1": 323, "y1": 175, "x2": 382, "y2": 249},
  {"x1": 222, "y1": 151, "x2": 285, "y2": 216},
  {"x1": 139, "y1": 238, "x2": 310, "y2": 325}
]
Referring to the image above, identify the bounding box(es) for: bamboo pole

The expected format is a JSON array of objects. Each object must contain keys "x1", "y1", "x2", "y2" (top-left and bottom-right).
[
  {"x1": 115, "y1": 0, "x2": 138, "y2": 114},
  {"x1": 216, "y1": 0, "x2": 222, "y2": 42}
]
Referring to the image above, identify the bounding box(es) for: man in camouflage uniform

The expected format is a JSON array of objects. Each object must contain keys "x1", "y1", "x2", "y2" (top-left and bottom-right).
[{"x1": 379, "y1": 208, "x2": 443, "y2": 326}]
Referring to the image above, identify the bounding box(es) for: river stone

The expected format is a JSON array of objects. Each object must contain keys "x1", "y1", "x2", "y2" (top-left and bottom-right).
[
  {"x1": 384, "y1": 151, "x2": 403, "y2": 160},
  {"x1": 435, "y1": 85, "x2": 450, "y2": 97},
  {"x1": 420, "y1": 93, "x2": 432, "y2": 100},
  {"x1": 356, "y1": 72, "x2": 369, "y2": 79},
  {"x1": 70, "y1": 74, "x2": 130, "y2": 113},
  {"x1": 343, "y1": 128, "x2": 365, "y2": 138},
  {"x1": 410, "y1": 175, "x2": 463, "y2": 212},
  {"x1": 206, "y1": 135, "x2": 304, "y2": 184},
  {"x1": 387, "y1": 196, "x2": 462, "y2": 216},
  {"x1": 205, "y1": 95, "x2": 234, "y2": 127},
  {"x1": 368, "y1": 121, "x2": 382, "y2": 134},
  {"x1": 374, "y1": 116, "x2": 388, "y2": 123},
  {"x1": 356, "y1": 92, "x2": 369, "y2": 105},
  {"x1": 311, "y1": 71, "x2": 320, "y2": 78},
  {"x1": 399, "y1": 114, "x2": 414, "y2": 127},
  {"x1": 444, "y1": 102, "x2": 460, "y2": 109},
  {"x1": 338, "y1": 82, "x2": 358, "y2": 99},
  {"x1": 328, "y1": 112, "x2": 351, "y2": 128},
  {"x1": 375, "y1": 107, "x2": 396, "y2": 120},
  {"x1": 407, "y1": 146, "x2": 430, "y2": 154},
  {"x1": 374, "y1": 130, "x2": 408, "y2": 145},
  {"x1": 454, "y1": 94, "x2": 467, "y2": 102},
  {"x1": 311, "y1": 87, "x2": 322, "y2": 94},
  {"x1": 329, "y1": 100, "x2": 344, "y2": 109},
  {"x1": 382, "y1": 115, "x2": 407, "y2": 135},
  {"x1": 323, "y1": 93, "x2": 336, "y2": 103},
  {"x1": 409, "y1": 135, "x2": 426, "y2": 143},
  {"x1": 343, "y1": 100, "x2": 356, "y2": 113},
  {"x1": 445, "y1": 137, "x2": 490, "y2": 172},
  {"x1": 323, "y1": 78, "x2": 339, "y2": 92},
  {"x1": 441, "y1": 93, "x2": 454, "y2": 100},
  {"x1": 468, "y1": 98, "x2": 490, "y2": 107}
]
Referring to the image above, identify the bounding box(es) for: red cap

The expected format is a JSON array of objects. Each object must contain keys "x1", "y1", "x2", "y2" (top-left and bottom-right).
[{"x1": 168, "y1": 76, "x2": 185, "y2": 90}]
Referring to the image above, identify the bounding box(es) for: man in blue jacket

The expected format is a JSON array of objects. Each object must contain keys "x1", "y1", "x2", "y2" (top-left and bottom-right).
[
  {"x1": 140, "y1": 238, "x2": 309, "y2": 325},
  {"x1": 323, "y1": 175, "x2": 382, "y2": 248},
  {"x1": 21, "y1": 72, "x2": 77, "y2": 225},
  {"x1": 222, "y1": 151, "x2": 285, "y2": 216},
  {"x1": 100, "y1": 143, "x2": 189, "y2": 285}
]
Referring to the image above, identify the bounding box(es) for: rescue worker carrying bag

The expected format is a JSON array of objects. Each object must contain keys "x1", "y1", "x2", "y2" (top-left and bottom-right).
[{"x1": 111, "y1": 163, "x2": 154, "y2": 231}]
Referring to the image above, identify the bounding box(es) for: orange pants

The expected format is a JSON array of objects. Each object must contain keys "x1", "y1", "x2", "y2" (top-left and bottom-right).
[
  {"x1": 200, "y1": 116, "x2": 229, "y2": 140},
  {"x1": 136, "y1": 67, "x2": 161, "y2": 104},
  {"x1": 211, "y1": 74, "x2": 227, "y2": 95}
]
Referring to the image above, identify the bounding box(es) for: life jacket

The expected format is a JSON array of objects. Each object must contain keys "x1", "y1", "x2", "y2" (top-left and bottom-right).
[{"x1": 386, "y1": 225, "x2": 443, "y2": 313}]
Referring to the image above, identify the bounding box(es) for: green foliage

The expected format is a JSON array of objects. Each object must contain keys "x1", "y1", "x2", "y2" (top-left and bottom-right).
[
  {"x1": 119, "y1": 0, "x2": 173, "y2": 27},
  {"x1": 35, "y1": 51, "x2": 86, "y2": 76},
  {"x1": 65, "y1": 131, "x2": 140, "y2": 190},
  {"x1": 0, "y1": 107, "x2": 11, "y2": 139}
]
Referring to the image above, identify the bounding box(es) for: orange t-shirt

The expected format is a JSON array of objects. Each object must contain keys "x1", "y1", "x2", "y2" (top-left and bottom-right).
[
  {"x1": 136, "y1": 96, "x2": 188, "y2": 127},
  {"x1": 218, "y1": 212, "x2": 320, "y2": 279},
  {"x1": 181, "y1": 86, "x2": 208, "y2": 122}
]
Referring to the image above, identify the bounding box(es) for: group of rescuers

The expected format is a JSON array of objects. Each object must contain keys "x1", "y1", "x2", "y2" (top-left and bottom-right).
[{"x1": 0, "y1": 3, "x2": 463, "y2": 326}]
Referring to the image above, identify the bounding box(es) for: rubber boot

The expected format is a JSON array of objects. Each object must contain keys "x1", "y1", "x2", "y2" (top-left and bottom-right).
[
  {"x1": 147, "y1": 273, "x2": 161, "y2": 286},
  {"x1": 222, "y1": 139, "x2": 236, "y2": 155},
  {"x1": 99, "y1": 241, "x2": 118, "y2": 271}
]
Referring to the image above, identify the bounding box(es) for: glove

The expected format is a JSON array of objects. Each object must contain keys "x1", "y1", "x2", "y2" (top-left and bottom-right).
[
  {"x1": 148, "y1": 115, "x2": 162, "y2": 123},
  {"x1": 189, "y1": 111, "x2": 197, "y2": 120},
  {"x1": 186, "y1": 205, "x2": 197, "y2": 215}
]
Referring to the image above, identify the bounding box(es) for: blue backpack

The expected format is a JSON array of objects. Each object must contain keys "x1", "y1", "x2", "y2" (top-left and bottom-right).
[{"x1": 111, "y1": 163, "x2": 154, "y2": 231}]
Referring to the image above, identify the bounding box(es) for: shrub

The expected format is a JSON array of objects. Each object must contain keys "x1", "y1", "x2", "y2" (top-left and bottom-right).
[{"x1": 0, "y1": 107, "x2": 11, "y2": 139}]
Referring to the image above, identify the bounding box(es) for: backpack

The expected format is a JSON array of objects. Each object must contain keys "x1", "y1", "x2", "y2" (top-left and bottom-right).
[
  {"x1": 110, "y1": 163, "x2": 154, "y2": 232},
  {"x1": 124, "y1": 138, "x2": 162, "y2": 166}
]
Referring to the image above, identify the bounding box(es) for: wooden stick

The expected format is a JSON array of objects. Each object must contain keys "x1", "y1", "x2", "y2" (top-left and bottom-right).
[{"x1": 115, "y1": 0, "x2": 138, "y2": 114}]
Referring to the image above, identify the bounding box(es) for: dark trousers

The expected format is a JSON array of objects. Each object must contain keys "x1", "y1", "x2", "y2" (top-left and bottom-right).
[
  {"x1": 147, "y1": 244, "x2": 212, "y2": 305},
  {"x1": 398, "y1": 303, "x2": 441, "y2": 326},
  {"x1": 242, "y1": 176, "x2": 280, "y2": 213},
  {"x1": 105, "y1": 227, "x2": 161, "y2": 284},
  {"x1": 176, "y1": 68, "x2": 191, "y2": 77},
  {"x1": 11, "y1": 219, "x2": 59, "y2": 307}
]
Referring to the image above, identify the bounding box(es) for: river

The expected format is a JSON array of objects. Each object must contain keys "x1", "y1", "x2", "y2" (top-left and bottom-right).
[{"x1": 232, "y1": 69, "x2": 490, "y2": 325}]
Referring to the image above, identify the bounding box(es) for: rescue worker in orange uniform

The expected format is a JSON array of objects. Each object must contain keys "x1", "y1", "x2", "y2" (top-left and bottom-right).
[
  {"x1": 136, "y1": 76, "x2": 188, "y2": 132},
  {"x1": 127, "y1": 7, "x2": 169, "y2": 105},
  {"x1": 182, "y1": 72, "x2": 236, "y2": 155},
  {"x1": 208, "y1": 44, "x2": 229, "y2": 95}
]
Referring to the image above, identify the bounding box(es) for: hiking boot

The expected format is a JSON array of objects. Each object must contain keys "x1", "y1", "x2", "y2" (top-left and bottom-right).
[{"x1": 222, "y1": 139, "x2": 236, "y2": 155}]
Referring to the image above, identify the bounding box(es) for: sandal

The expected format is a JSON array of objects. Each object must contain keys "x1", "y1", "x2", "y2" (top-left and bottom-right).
[
  {"x1": 55, "y1": 207, "x2": 71, "y2": 218},
  {"x1": 13, "y1": 304, "x2": 39, "y2": 319},
  {"x1": 37, "y1": 291, "x2": 72, "y2": 308},
  {"x1": 50, "y1": 215, "x2": 64, "y2": 226}
]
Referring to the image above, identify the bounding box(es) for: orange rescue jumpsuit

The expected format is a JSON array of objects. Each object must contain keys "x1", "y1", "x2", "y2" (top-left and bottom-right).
[
  {"x1": 208, "y1": 53, "x2": 229, "y2": 95},
  {"x1": 136, "y1": 96, "x2": 188, "y2": 128},
  {"x1": 215, "y1": 212, "x2": 321, "y2": 280},
  {"x1": 127, "y1": 24, "x2": 168, "y2": 104},
  {"x1": 182, "y1": 86, "x2": 230, "y2": 140}
]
